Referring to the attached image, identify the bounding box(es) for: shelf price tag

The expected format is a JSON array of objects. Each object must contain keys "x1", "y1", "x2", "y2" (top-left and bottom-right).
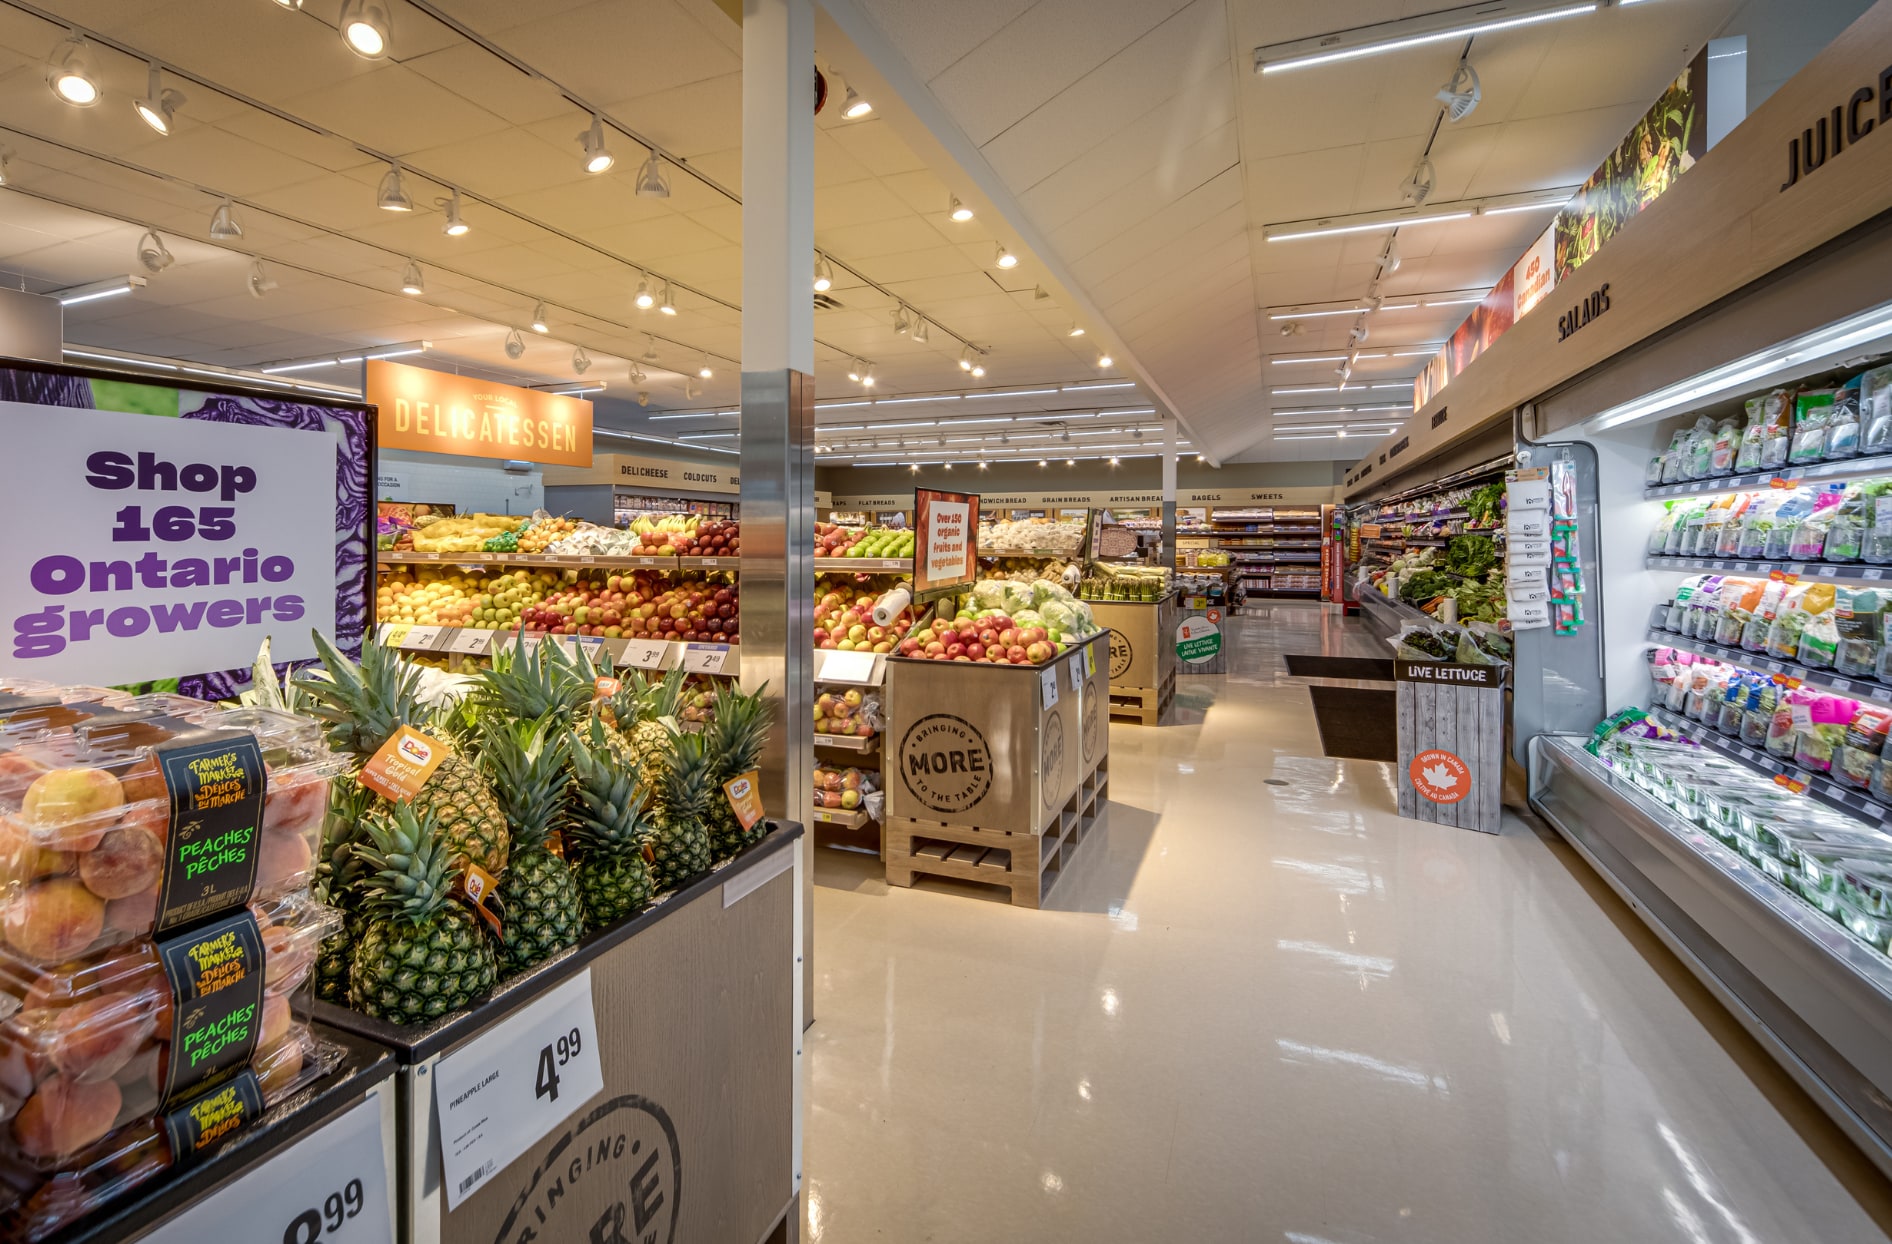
[
  {"x1": 1775, "y1": 773, "x2": 1808, "y2": 795},
  {"x1": 379, "y1": 623, "x2": 411, "y2": 649},
  {"x1": 1039, "y1": 666, "x2": 1060, "y2": 710},
  {"x1": 449, "y1": 629, "x2": 493, "y2": 656},
  {"x1": 818, "y1": 649, "x2": 876, "y2": 684},
  {"x1": 433, "y1": 970, "x2": 603, "y2": 1211},
  {"x1": 139, "y1": 1096, "x2": 393, "y2": 1244},
  {"x1": 1067, "y1": 655, "x2": 1084, "y2": 692},
  {"x1": 402, "y1": 625, "x2": 444, "y2": 651},
  {"x1": 681, "y1": 643, "x2": 732, "y2": 675},
  {"x1": 619, "y1": 638, "x2": 671, "y2": 669}
]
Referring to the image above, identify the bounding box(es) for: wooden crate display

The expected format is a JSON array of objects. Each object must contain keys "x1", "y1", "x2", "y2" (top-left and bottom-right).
[
  {"x1": 1089, "y1": 595, "x2": 1181, "y2": 725},
  {"x1": 1395, "y1": 659, "x2": 1505, "y2": 833}
]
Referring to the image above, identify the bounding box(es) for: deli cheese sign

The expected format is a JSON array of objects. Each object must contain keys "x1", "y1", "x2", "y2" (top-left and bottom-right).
[
  {"x1": 0, "y1": 402, "x2": 338, "y2": 687},
  {"x1": 368, "y1": 359, "x2": 592, "y2": 467}
]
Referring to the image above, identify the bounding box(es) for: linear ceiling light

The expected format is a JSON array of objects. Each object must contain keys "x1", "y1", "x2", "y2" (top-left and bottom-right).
[
  {"x1": 338, "y1": 0, "x2": 392, "y2": 58},
  {"x1": 1255, "y1": 2, "x2": 1599, "y2": 74},
  {"x1": 54, "y1": 275, "x2": 146, "y2": 306},
  {"x1": 1269, "y1": 210, "x2": 1471, "y2": 242},
  {"x1": 45, "y1": 33, "x2": 100, "y2": 106},
  {"x1": 134, "y1": 61, "x2": 184, "y2": 134},
  {"x1": 258, "y1": 341, "x2": 429, "y2": 373}
]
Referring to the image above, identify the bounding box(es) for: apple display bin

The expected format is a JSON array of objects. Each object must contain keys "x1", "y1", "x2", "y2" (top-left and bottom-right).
[
  {"x1": 59, "y1": 1026, "x2": 397, "y2": 1244},
  {"x1": 1396, "y1": 659, "x2": 1507, "y2": 834},
  {"x1": 312, "y1": 824, "x2": 802, "y2": 1244},
  {"x1": 883, "y1": 638, "x2": 1110, "y2": 907},
  {"x1": 1086, "y1": 595, "x2": 1179, "y2": 725}
]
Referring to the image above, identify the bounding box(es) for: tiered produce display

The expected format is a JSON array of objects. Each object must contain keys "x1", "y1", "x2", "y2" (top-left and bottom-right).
[
  {"x1": 1079, "y1": 563, "x2": 1172, "y2": 602},
  {"x1": 1357, "y1": 532, "x2": 1507, "y2": 624},
  {"x1": 895, "y1": 578, "x2": 1102, "y2": 665},
  {"x1": 0, "y1": 681, "x2": 348, "y2": 1239}
]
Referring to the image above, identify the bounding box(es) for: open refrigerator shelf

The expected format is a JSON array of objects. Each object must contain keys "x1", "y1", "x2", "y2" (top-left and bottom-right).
[
  {"x1": 1641, "y1": 703, "x2": 1892, "y2": 827},
  {"x1": 380, "y1": 551, "x2": 741, "y2": 569},
  {"x1": 1645, "y1": 625, "x2": 1892, "y2": 705},
  {"x1": 1646, "y1": 452, "x2": 1892, "y2": 500},
  {"x1": 1530, "y1": 734, "x2": 1892, "y2": 1174},
  {"x1": 1648, "y1": 554, "x2": 1892, "y2": 582}
]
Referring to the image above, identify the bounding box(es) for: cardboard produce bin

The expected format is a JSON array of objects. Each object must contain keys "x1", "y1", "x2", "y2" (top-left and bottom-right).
[
  {"x1": 314, "y1": 826, "x2": 803, "y2": 1244},
  {"x1": 1395, "y1": 660, "x2": 1506, "y2": 833}
]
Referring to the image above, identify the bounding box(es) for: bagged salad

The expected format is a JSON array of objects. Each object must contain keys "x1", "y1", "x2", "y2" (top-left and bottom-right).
[
  {"x1": 1836, "y1": 587, "x2": 1890, "y2": 677},
  {"x1": 1734, "y1": 491, "x2": 1791, "y2": 559},
  {"x1": 1741, "y1": 679, "x2": 1778, "y2": 746},
  {"x1": 1712, "y1": 577, "x2": 1767, "y2": 647},
  {"x1": 1764, "y1": 580, "x2": 1836, "y2": 660},
  {"x1": 1826, "y1": 379, "x2": 1863, "y2": 461},
  {"x1": 1797, "y1": 607, "x2": 1841, "y2": 669},
  {"x1": 1786, "y1": 484, "x2": 1845, "y2": 560},
  {"x1": 1836, "y1": 707, "x2": 1892, "y2": 790},
  {"x1": 1762, "y1": 487, "x2": 1819, "y2": 560},
  {"x1": 1739, "y1": 578, "x2": 1790, "y2": 651},
  {"x1": 1735, "y1": 407, "x2": 1767, "y2": 472},
  {"x1": 1766, "y1": 686, "x2": 1817, "y2": 758},
  {"x1": 1824, "y1": 484, "x2": 1877, "y2": 563},
  {"x1": 1796, "y1": 694, "x2": 1861, "y2": 774},
  {"x1": 1862, "y1": 363, "x2": 1892, "y2": 455},
  {"x1": 1790, "y1": 389, "x2": 1836, "y2": 465}
]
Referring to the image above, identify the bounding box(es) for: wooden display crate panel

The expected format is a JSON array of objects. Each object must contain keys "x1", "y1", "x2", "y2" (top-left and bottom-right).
[
  {"x1": 886, "y1": 775, "x2": 1099, "y2": 909},
  {"x1": 1109, "y1": 671, "x2": 1176, "y2": 726}
]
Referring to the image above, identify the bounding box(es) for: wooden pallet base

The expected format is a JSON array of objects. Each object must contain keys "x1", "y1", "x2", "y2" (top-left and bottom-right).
[
  {"x1": 1109, "y1": 674, "x2": 1176, "y2": 725},
  {"x1": 886, "y1": 760, "x2": 1108, "y2": 908}
]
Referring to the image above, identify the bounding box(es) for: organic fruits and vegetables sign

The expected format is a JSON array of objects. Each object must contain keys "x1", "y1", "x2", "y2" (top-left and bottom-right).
[
  {"x1": 0, "y1": 399, "x2": 340, "y2": 688},
  {"x1": 367, "y1": 358, "x2": 592, "y2": 467},
  {"x1": 913, "y1": 488, "x2": 978, "y2": 602}
]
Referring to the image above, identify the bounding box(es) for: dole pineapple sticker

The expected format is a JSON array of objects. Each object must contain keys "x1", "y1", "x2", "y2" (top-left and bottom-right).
[{"x1": 1410, "y1": 749, "x2": 1470, "y2": 804}]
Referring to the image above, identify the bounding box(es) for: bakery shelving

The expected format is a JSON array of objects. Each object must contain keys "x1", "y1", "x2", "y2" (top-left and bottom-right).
[{"x1": 1210, "y1": 505, "x2": 1325, "y2": 600}]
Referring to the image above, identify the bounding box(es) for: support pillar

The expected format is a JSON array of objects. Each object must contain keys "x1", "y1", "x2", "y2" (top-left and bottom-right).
[
  {"x1": 740, "y1": 0, "x2": 816, "y2": 1057},
  {"x1": 1160, "y1": 418, "x2": 1178, "y2": 569}
]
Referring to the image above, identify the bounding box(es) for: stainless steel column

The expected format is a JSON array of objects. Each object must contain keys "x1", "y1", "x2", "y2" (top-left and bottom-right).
[
  {"x1": 1160, "y1": 418, "x2": 1178, "y2": 568},
  {"x1": 742, "y1": 0, "x2": 816, "y2": 1077}
]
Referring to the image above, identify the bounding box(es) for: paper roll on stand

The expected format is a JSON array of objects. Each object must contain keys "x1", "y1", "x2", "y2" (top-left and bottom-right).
[{"x1": 872, "y1": 587, "x2": 911, "y2": 628}]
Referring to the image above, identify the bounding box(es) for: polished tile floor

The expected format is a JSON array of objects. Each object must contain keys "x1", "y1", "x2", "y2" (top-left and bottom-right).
[{"x1": 804, "y1": 605, "x2": 1892, "y2": 1243}]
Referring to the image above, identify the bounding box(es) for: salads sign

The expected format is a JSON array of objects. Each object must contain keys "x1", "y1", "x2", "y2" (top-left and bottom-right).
[{"x1": 0, "y1": 401, "x2": 338, "y2": 687}]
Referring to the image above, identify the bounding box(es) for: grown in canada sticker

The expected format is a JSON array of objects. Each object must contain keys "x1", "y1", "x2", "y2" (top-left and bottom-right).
[{"x1": 1409, "y1": 749, "x2": 1470, "y2": 804}]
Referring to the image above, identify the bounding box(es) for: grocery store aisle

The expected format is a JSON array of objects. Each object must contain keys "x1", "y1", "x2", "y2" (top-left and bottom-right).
[{"x1": 804, "y1": 607, "x2": 1892, "y2": 1243}]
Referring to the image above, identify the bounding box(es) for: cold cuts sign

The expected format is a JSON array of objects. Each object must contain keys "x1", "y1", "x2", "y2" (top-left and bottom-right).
[
  {"x1": 913, "y1": 488, "x2": 978, "y2": 602},
  {"x1": 368, "y1": 359, "x2": 592, "y2": 467},
  {"x1": 0, "y1": 402, "x2": 337, "y2": 686}
]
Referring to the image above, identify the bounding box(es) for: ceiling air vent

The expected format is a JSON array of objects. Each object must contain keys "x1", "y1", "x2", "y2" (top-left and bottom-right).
[
  {"x1": 1390, "y1": 437, "x2": 1409, "y2": 458},
  {"x1": 814, "y1": 293, "x2": 845, "y2": 310},
  {"x1": 1431, "y1": 408, "x2": 1448, "y2": 429}
]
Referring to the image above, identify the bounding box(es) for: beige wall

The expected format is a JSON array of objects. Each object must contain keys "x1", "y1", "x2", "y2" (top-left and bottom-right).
[{"x1": 821, "y1": 458, "x2": 1344, "y2": 499}]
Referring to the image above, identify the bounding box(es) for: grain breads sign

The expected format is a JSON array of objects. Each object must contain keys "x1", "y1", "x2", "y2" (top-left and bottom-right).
[{"x1": 368, "y1": 359, "x2": 592, "y2": 467}]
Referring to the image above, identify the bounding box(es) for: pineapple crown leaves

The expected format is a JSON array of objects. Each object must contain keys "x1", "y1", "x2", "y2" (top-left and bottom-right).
[
  {"x1": 294, "y1": 629, "x2": 424, "y2": 757},
  {"x1": 660, "y1": 726, "x2": 716, "y2": 821},
  {"x1": 477, "y1": 710, "x2": 574, "y2": 840},
  {"x1": 707, "y1": 680, "x2": 771, "y2": 779},
  {"x1": 473, "y1": 623, "x2": 592, "y2": 720},
  {"x1": 567, "y1": 718, "x2": 656, "y2": 855},
  {"x1": 354, "y1": 801, "x2": 462, "y2": 927}
]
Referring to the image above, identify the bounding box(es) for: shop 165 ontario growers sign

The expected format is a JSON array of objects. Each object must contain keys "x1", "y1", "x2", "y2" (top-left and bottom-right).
[{"x1": 0, "y1": 402, "x2": 337, "y2": 686}]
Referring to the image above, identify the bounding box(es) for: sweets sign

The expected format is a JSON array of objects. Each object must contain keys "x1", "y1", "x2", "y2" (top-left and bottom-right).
[{"x1": 0, "y1": 402, "x2": 338, "y2": 686}]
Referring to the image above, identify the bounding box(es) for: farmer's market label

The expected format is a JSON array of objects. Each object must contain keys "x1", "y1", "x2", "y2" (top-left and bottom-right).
[
  {"x1": 157, "y1": 909, "x2": 266, "y2": 1106},
  {"x1": 899, "y1": 714, "x2": 992, "y2": 815},
  {"x1": 154, "y1": 727, "x2": 266, "y2": 933},
  {"x1": 1175, "y1": 617, "x2": 1221, "y2": 665},
  {"x1": 161, "y1": 1070, "x2": 265, "y2": 1170}
]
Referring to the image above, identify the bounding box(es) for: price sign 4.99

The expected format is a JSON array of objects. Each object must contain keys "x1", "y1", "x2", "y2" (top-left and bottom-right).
[{"x1": 432, "y1": 969, "x2": 604, "y2": 1210}]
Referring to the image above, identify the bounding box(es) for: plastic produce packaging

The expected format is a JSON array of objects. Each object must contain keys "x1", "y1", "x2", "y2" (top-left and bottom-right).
[
  {"x1": 1786, "y1": 485, "x2": 1845, "y2": 560},
  {"x1": 1790, "y1": 390, "x2": 1836, "y2": 465},
  {"x1": 813, "y1": 690, "x2": 882, "y2": 739},
  {"x1": 1862, "y1": 364, "x2": 1892, "y2": 454},
  {"x1": 1758, "y1": 390, "x2": 1794, "y2": 469}
]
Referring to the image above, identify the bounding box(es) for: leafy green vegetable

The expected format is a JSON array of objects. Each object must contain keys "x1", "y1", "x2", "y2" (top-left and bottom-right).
[
  {"x1": 1401, "y1": 571, "x2": 1455, "y2": 604},
  {"x1": 1444, "y1": 534, "x2": 1497, "y2": 577},
  {"x1": 1465, "y1": 483, "x2": 1505, "y2": 526}
]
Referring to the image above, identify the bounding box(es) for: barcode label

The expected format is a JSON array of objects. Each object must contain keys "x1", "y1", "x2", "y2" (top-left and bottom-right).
[{"x1": 459, "y1": 1159, "x2": 497, "y2": 1196}]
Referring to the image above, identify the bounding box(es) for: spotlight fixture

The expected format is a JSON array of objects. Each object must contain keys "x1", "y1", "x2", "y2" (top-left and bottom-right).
[
  {"x1": 1399, "y1": 158, "x2": 1436, "y2": 207},
  {"x1": 503, "y1": 328, "x2": 525, "y2": 360},
  {"x1": 892, "y1": 305, "x2": 910, "y2": 335},
  {"x1": 658, "y1": 282, "x2": 677, "y2": 315},
  {"x1": 636, "y1": 391, "x2": 650, "y2": 407},
  {"x1": 1038, "y1": 459, "x2": 1048, "y2": 468},
  {"x1": 377, "y1": 161, "x2": 413, "y2": 212},
  {"x1": 628, "y1": 364, "x2": 647, "y2": 385},
  {"x1": 697, "y1": 355, "x2": 713, "y2": 380},
  {"x1": 136, "y1": 229, "x2": 174, "y2": 274},
  {"x1": 530, "y1": 302, "x2": 549, "y2": 333},
  {"x1": 1379, "y1": 236, "x2": 1401, "y2": 274},
  {"x1": 1109, "y1": 456, "x2": 1120, "y2": 465},
  {"x1": 439, "y1": 190, "x2": 468, "y2": 236},
  {"x1": 0, "y1": 150, "x2": 11, "y2": 187},
  {"x1": 958, "y1": 348, "x2": 974, "y2": 372},
  {"x1": 813, "y1": 254, "x2": 834, "y2": 292},
  {"x1": 270, "y1": 0, "x2": 303, "y2": 7},
  {"x1": 949, "y1": 194, "x2": 974, "y2": 222},
  {"x1": 45, "y1": 33, "x2": 100, "y2": 107},
  {"x1": 1069, "y1": 325, "x2": 1086, "y2": 337},
  {"x1": 1097, "y1": 353, "x2": 1113, "y2": 369},
  {"x1": 685, "y1": 379, "x2": 701, "y2": 400},
  {"x1": 579, "y1": 115, "x2": 614, "y2": 174},
  {"x1": 573, "y1": 347, "x2": 592, "y2": 375},
  {"x1": 246, "y1": 258, "x2": 277, "y2": 299},
  {"x1": 943, "y1": 462, "x2": 953, "y2": 471},
  {"x1": 1197, "y1": 454, "x2": 1206, "y2": 463},
  {"x1": 208, "y1": 198, "x2": 244, "y2": 241},
  {"x1": 1336, "y1": 362, "x2": 1353, "y2": 380},
  {"x1": 1066, "y1": 458, "x2": 1075, "y2": 466},
  {"x1": 970, "y1": 361, "x2": 986, "y2": 378},
  {"x1": 909, "y1": 463, "x2": 920, "y2": 474},
  {"x1": 862, "y1": 364, "x2": 876, "y2": 389},
  {"x1": 1436, "y1": 58, "x2": 1482, "y2": 122},
  {"x1": 338, "y1": 0, "x2": 391, "y2": 58},
  {"x1": 842, "y1": 86, "x2": 872, "y2": 119},
  {"x1": 640, "y1": 336, "x2": 660, "y2": 365},
  {"x1": 134, "y1": 62, "x2": 184, "y2": 134},
  {"x1": 399, "y1": 258, "x2": 423, "y2": 296},
  {"x1": 847, "y1": 359, "x2": 862, "y2": 382},
  {"x1": 1349, "y1": 323, "x2": 1370, "y2": 346},
  {"x1": 634, "y1": 273, "x2": 655, "y2": 310},
  {"x1": 994, "y1": 243, "x2": 1019, "y2": 270},
  {"x1": 1061, "y1": 429, "x2": 1071, "y2": 442},
  {"x1": 912, "y1": 318, "x2": 930, "y2": 344},
  {"x1": 634, "y1": 152, "x2": 671, "y2": 198}
]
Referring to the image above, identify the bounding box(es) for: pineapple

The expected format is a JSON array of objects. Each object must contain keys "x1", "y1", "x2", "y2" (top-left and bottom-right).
[
  {"x1": 348, "y1": 802, "x2": 498, "y2": 1025},
  {"x1": 649, "y1": 728, "x2": 715, "y2": 890},
  {"x1": 607, "y1": 669, "x2": 685, "y2": 799},
  {"x1": 474, "y1": 626, "x2": 593, "y2": 722},
  {"x1": 298, "y1": 631, "x2": 510, "y2": 880},
  {"x1": 314, "y1": 779, "x2": 377, "y2": 1004},
  {"x1": 479, "y1": 713, "x2": 585, "y2": 974},
  {"x1": 566, "y1": 719, "x2": 657, "y2": 929},
  {"x1": 703, "y1": 681, "x2": 772, "y2": 860}
]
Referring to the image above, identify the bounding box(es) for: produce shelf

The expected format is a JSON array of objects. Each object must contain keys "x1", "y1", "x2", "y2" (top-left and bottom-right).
[
  {"x1": 812, "y1": 807, "x2": 873, "y2": 829},
  {"x1": 379, "y1": 550, "x2": 740, "y2": 570},
  {"x1": 1645, "y1": 451, "x2": 1892, "y2": 500},
  {"x1": 976, "y1": 549, "x2": 1083, "y2": 560},
  {"x1": 1647, "y1": 554, "x2": 1892, "y2": 582},
  {"x1": 813, "y1": 556, "x2": 913, "y2": 572},
  {"x1": 371, "y1": 624, "x2": 742, "y2": 673},
  {"x1": 1644, "y1": 624, "x2": 1892, "y2": 705},
  {"x1": 814, "y1": 732, "x2": 879, "y2": 752},
  {"x1": 1641, "y1": 704, "x2": 1892, "y2": 827}
]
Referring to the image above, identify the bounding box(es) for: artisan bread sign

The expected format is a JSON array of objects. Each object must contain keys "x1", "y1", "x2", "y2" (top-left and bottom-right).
[{"x1": 368, "y1": 359, "x2": 592, "y2": 467}]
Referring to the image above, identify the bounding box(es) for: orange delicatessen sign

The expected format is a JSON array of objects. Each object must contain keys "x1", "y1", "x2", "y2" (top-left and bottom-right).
[{"x1": 367, "y1": 359, "x2": 593, "y2": 467}]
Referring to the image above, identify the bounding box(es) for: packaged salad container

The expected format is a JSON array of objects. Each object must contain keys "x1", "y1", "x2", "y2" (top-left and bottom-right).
[
  {"x1": 1835, "y1": 587, "x2": 1888, "y2": 676},
  {"x1": 1742, "y1": 682, "x2": 1779, "y2": 746},
  {"x1": 0, "y1": 704, "x2": 343, "y2": 966},
  {"x1": 1793, "y1": 695, "x2": 1860, "y2": 773},
  {"x1": 1765, "y1": 581, "x2": 1835, "y2": 661},
  {"x1": 1826, "y1": 380, "x2": 1863, "y2": 462},
  {"x1": 1735, "y1": 491, "x2": 1789, "y2": 559},
  {"x1": 1735, "y1": 410, "x2": 1767, "y2": 473},
  {"x1": 1790, "y1": 390, "x2": 1836, "y2": 465},
  {"x1": 1786, "y1": 485, "x2": 1845, "y2": 560},
  {"x1": 1835, "y1": 707, "x2": 1892, "y2": 789},
  {"x1": 1862, "y1": 363, "x2": 1892, "y2": 455},
  {"x1": 1759, "y1": 390, "x2": 1794, "y2": 469},
  {"x1": 1763, "y1": 487, "x2": 1819, "y2": 560}
]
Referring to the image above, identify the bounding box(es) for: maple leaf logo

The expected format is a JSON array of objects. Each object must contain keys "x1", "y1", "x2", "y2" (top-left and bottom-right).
[{"x1": 1422, "y1": 763, "x2": 1457, "y2": 790}]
